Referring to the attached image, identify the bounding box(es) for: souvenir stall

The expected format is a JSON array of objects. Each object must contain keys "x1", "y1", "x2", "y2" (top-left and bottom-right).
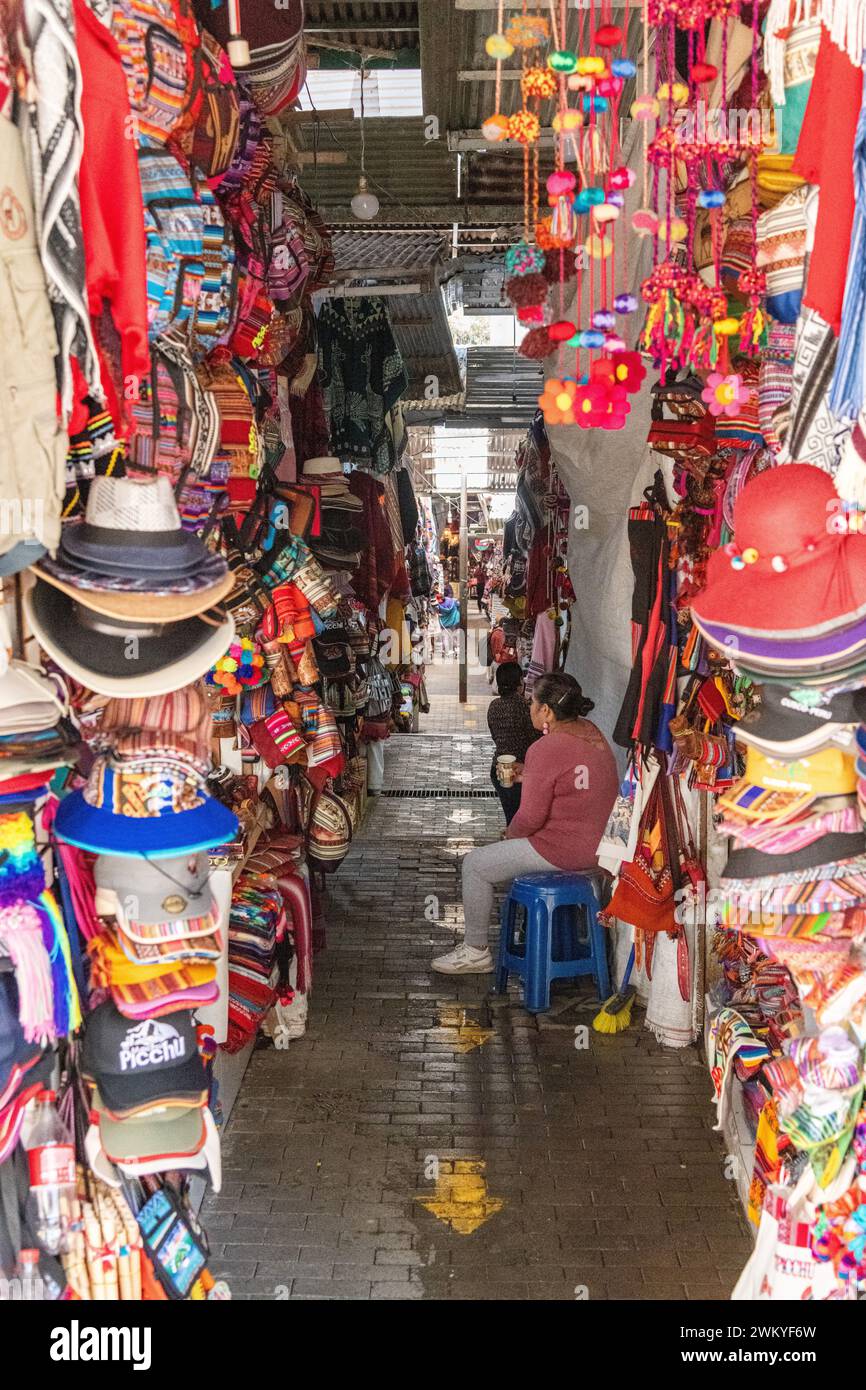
[
  {"x1": 481, "y1": 0, "x2": 866, "y2": 1296},
  {"x1": 0, "y1": 0, "x2": 419, "y2": 1303}
]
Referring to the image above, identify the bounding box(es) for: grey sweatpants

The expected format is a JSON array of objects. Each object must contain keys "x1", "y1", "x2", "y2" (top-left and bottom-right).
[{"x1": 462, "y1": 838, "x2": 555, "y2": 949}]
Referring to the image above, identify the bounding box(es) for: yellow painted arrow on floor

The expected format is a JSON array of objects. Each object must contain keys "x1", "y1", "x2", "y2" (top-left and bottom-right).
[
  {"x1": 430, "y1": 1006, "x2": 494, "y2": 1055},
  {"x1": 416, "y1": 1160, "x2": 505, "y2": 1235}
]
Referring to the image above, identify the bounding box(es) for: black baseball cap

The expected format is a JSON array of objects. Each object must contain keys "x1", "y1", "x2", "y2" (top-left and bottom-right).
[
  {"x1": 80, "y1": 1001, "x2": 208, "y2": 1116},
  {"x1": 737, "y1": 685, "x2": 862, "y2": 754}
]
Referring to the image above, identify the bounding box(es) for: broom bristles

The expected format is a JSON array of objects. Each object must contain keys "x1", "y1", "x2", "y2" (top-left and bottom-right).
[{"x1": 592, "y1": 987, "x2": 636, "y2": 1034}]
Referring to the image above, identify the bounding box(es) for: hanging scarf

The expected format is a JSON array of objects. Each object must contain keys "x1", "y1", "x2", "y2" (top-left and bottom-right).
[
  {"x1": 829, "y1": 66, "x2": 866, "y2": 427},
  {"x1": 18, "y1": 0, "x2": 101, "y2": 418}
]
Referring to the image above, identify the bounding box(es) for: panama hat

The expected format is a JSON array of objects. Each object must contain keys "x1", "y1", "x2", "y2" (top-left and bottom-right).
[
  {"x1": 34, "y1": 475, "x2": 233, "y2": 623},
  {"x1": 31, "y1": 559, "x2": 234, "y2": 624},
  {"x1": 25, "y1": 580, "x2": 235, "y2": 699},
  {"x1": 692, "y1": 463, "x2": 866, "y2": 638},
  {"x1": 59, "y1": 476, "x2": 215, "y2": 576}
]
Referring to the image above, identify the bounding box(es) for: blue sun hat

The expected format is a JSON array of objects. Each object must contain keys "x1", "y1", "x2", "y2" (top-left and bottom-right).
[{"x1": 54, "y1": 755, "x2": 238, "y2": 859}]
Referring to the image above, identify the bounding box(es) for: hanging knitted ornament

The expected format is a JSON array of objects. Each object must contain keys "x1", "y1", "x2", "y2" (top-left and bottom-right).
[
  {"x1": 550, "y1": 197, "x2": 578, "y2": 244},
  {"x1": 687, "y1": 284, "x2": 728, "y2": 371},
  {"x1": 542, "y1": 248, "x2": 579, "y2": 282},
  {"x1": 520, "y1": 326, "x2": 556, "y2": 359},
  {"x1": 505, "y1": 241, "x2": 546, "y2": 277},
  {"x1": 508, "y1": 109, "x2": 541, "y2": 144},
  {"x1": 504, "y1": 272, "x2": 549, "y2": 308},
  {"x1": 505, "y1": 13, "x2": 550, "y2": 47},
  {"x1": 522, "y1": 66, "x2": 558, "y2": 100},
  {"x1": 482, "y1": 114, "x2": 511, "y2": 142},
  {"x1": 537, "y1": 216, "x2": 576, "y2": 252}
]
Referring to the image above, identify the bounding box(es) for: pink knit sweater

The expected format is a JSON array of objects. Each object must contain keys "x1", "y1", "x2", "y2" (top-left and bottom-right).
[{"x1": 505, "y1": 727, "x2": 619, "y2": 871}]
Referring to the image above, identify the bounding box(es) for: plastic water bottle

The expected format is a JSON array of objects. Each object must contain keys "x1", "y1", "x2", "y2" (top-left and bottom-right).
[
  {"x1": 17, "y1": 1249, "x2": 41, "y2": 1300},
  {"x1": 25, "y1": 1091, "x2": 76, "y2": 1255}
]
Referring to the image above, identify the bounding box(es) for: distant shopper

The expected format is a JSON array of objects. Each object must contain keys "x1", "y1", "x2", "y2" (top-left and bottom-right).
[
  {"x1": 432, "y1": 672, "x2": 618, "y2": 975},
  {"x1": 434, "y1": 584, "x2": 460, "y2": 659},
  {"x1": 487, "y1": 663, "x2": 540, "y2": 825},
  {"x1": 473, "y1": 561, "x2": 487, "y2": 613}
]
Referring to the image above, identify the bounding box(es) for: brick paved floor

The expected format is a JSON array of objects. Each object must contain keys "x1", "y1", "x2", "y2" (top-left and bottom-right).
[{"x1": 203, "y1": 637, "x2": 751, "y2": 1301}]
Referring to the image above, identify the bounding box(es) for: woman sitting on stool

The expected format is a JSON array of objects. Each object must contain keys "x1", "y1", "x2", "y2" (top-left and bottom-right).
[{"x1": 432, "y1": 672, "x2": 619, "y2": 975}]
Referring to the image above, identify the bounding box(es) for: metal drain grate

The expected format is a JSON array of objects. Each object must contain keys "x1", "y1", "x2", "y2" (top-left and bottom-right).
[{"x1": 380, "y1": 788, "x2": 499, "y2": 800}]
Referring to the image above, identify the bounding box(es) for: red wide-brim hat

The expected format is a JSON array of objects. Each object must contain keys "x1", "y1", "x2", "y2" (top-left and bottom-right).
[{"x1": 692, "y1": 464, "x2": 866, "y2": 638}]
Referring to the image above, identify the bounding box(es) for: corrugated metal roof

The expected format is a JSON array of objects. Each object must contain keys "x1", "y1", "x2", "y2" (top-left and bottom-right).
[
  {"x1": 331, "y1": 228, "x2": 450, "y2": 274},
  {"x1": 389, "y1": 285, "x2": 462, "y2": 398},
  {"x1": 296, "y1": 116, "x2": 458, "y2": 220},
  {"x1": 463, "y1": 347, "x2": 544, "y2": 429},
  {"x1": 305, "y1": 0, "x2": 420, "y2": 54}
]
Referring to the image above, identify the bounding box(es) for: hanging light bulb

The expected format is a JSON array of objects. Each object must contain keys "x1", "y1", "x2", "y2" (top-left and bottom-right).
[
  {"x1": 351, "y1": 59, "x2": 380, "y2": 222},
  {"x1": 351, "y1": 174, "x2": 380, "y2": 221}
]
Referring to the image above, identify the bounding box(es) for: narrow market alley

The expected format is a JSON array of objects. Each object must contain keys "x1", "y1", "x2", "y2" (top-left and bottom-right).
[{"x1": 203, "y1": 627, "x2": 752, "y2": 1301}]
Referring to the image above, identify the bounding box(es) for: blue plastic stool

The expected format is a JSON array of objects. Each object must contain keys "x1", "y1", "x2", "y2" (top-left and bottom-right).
[{"x1": 495, "y1": 872, "x2": 611, "y2": 1013}]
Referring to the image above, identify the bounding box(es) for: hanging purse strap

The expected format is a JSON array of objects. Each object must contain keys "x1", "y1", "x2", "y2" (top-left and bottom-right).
[
  {"x1": 656, "y1": 772, "x2": 684, "y2": 893},
  {"x1": 671, "y1": 776, "x2": 698, "y2": 860}
]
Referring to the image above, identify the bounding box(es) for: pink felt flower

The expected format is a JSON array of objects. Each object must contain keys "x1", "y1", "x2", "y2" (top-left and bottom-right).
[
  {"x1": 574, "y1": 381, "x2": 611, "y2": 428},
  {"x1": 702, "y1": 372, "x2": 746, "y2": 418},
  {"x1": 599, "y1": 383, "x2": 631, "y2": 430}
]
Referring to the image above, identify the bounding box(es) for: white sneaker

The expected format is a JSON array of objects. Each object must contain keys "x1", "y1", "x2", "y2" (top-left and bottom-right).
[{"x1": 431, "y1": 943, "x2": 495, "y2": 975}]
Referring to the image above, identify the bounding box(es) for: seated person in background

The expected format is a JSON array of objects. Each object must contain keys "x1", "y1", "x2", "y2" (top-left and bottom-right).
[
  {"x1": 487, "y1": 662, "x2": 540, "y2": 826},
  {"x1": 432, "y1": 672, "x2": 619, "y2": 975}
]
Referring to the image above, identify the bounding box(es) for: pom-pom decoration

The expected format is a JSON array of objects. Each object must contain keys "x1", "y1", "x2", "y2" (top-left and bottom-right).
[
  {"x1": 539, "y1": 377, "x2": 578, "y2": 425},
  {"x1": 504, "y1": 13, "x2": 550, "y2": 47},
  {"x1": 552, "y1": 108, "x2": 584, "y2": 133},
  {"x1": 504, "y1": 271, "x2": 550, "y2": 307},
  {"x1": 208, "y1": 638, "x2": 266, "y2": 696},
  {"x1": 594, "y1": 24, "x2": 623, "y2": 46},
  {"x1": 611, "y1": 350, "x2": 647, "y2": 393},
  {"x1": 547, "y1": 169, "x2": 577, "y2": 197},
  {"x1": 508, "y1": 109, "x2": 542, "y2": 144},
  {"x1": 482, "y1": 114, "x2": 510, "y2": 143},
  {"x1": 485, "y1": 33, "x2": 515, "y2": 59},
  {"x1": 522, "y1": 66, "x2": 558, "y2": 100},
  {"x1": 504, "y1": 241, "x2": 546, "y2": 277},
  {"x1": 548, "y1": 49, "x2": 578, "y2": 73},
  {"x1": 573, "y1": 381, "x2": 613, "y2": 428},
  {"x1": 519, "y1": 326, "x2": 555, "y2": 357}
]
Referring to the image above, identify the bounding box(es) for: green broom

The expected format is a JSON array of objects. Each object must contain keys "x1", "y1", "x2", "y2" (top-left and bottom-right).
[{"x1": 593, "y1": 945, "x2": 636, "y2": 1034}]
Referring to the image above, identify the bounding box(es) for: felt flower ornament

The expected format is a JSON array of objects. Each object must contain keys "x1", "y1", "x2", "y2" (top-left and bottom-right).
[
  {"x1": 538, "y1": 377, "x2": 578, "y2": 426},
  {"x1": 702, "y1": 371, "x2": 747, "y2": 417},
  {"x1": 600, "y1": 384, "x2": 630, "y2": 430},
  {"x1": 611, "y1": 350, "x2": 647, "y2": 394},
  {"x1": 574, "y1": 381, "x2": 611, "y2": 428}
]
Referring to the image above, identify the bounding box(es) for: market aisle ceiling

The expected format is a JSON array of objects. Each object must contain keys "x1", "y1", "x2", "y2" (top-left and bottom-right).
[
  {"x1": 297, "y1": 3, "x2": 636, "y2": 420},
  {"x1": 297, "y1": 1, "x2": 628, "y2": 231}
]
